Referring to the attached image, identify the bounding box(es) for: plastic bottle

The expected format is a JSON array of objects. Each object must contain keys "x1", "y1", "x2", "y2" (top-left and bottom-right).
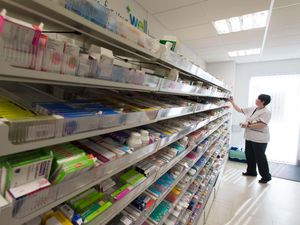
[
  {"x1": 127, "y1": 132, "x2": 142, "y2": 149},
  {"x1": 140, "y1": 129, "x2": 150, "y2": 145}
]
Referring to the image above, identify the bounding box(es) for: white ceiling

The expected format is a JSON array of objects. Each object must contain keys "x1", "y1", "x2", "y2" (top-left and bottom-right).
[{"x1": 138, "y1": 0, "x2": 300, "y2": 64}]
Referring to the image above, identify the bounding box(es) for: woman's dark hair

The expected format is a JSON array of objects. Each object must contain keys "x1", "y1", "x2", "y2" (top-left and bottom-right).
[{"x1": 258, "y1": 94, "x2": 271, "y2": 106}]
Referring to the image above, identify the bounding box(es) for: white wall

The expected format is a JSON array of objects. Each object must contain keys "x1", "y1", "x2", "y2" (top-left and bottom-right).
[
  {"x1": 207, "y1": 62, "x2": 236, "y2": 91},
  {"x1": 207, "y1": 61, "x2": 238, "y2": 146},
  {"x1": 233, "y1": 58, "x2": 300, "y2": 148},
  {"x1": 99, "y1": 0, "x2": 207, "y2": 70}
]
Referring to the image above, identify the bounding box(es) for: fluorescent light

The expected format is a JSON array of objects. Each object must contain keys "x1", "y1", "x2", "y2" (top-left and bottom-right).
[
  {"x1": 229, "y1": 17, "x2": 241, "y2": 32},
  {"x1": 228, "y1": 51, "x2": 237, "y2": 57},
  {"x1": 228, "y1": 48, "x2": 261, "y2": 57},
  {"x1": 252, "y1": 10, "x2": 268, "y2": 28},
  {"x1": 213, "y1": 19, "x2": 229, "y2": 34},
  {"x1": 213, "y1": 10, "x2": 268, "y2": 34},
  {"x1": 242, "y1": 14, "x2": 253, "y2": 30}
]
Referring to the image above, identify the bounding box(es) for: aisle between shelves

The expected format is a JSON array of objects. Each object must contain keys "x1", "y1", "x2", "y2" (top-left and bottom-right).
[{"x1": 0, "y1": 115, "x2": 230, "y2": 225}]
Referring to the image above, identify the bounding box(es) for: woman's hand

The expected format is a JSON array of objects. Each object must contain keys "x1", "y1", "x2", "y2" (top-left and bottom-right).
[
  {"x1": 240, "y1": 122, "x2": 248, "y2": 128},
  {"x1": 229, "y1": 96, "x2": 234, "y2": 103}
]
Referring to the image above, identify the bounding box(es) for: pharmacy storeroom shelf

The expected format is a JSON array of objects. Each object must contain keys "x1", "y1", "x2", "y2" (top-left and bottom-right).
[
  {"x1": 0, "y1": 116, "x2": 230, "y2": 225},
  {"x1": 0, "y1": 0, "x2": 160, "y2": 61},
  {"x1": 0, "y1": 62, "x2": 230, "y2": 99},
  {"x1": 87, "y1": 123, "x2": 229, "y2": 225},
  {"x1": 185, "y1": 152, "x2": 229, "y2": 225},
  {"x1": 0, "y1": 98, "x2": 229, "y2": 156},
  {"x1": 0, "y1": 0, "x2": 230, "y2": 91},
  {"x1": 135, "y1": 133, "x2": 226, "y2": 225},
  {"x1": 0, "y1": 2, "x2": 232, "y2": 225}
]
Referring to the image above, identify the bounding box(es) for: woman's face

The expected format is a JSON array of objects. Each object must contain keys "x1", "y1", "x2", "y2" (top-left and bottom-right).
[{"x1": 255, "y1": 98, "x2": 264, "y2": 108}]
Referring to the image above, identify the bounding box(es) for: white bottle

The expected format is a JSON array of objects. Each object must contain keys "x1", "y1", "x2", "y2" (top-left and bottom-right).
[
  {"x1": 127, "y1": 132, "x2": 142, "y2": 149},
  {"x1": 179, "y1": 136, "x2": 189, "y2": 148},
  {"x1": 140, "y1": 129, "x2": 150, "y2": 146}
]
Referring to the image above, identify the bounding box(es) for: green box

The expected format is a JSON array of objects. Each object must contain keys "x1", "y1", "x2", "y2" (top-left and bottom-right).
[{"x1": 0, "y1": 149, "x2": 53, "y2": 195}]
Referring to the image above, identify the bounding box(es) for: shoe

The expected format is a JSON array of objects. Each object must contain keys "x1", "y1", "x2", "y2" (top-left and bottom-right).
[
  {"x1": 242, "y1": 172, "x2": 257, "y2": 177},
  {"x1": 258, "y1": 177, "x2": 272, "y2": 183}
]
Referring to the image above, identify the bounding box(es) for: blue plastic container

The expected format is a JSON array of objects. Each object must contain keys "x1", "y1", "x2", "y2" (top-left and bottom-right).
[
  {"x1": 65, "y1": 0, "x2": 108, "y2": 28},
  {"x1": 229, "y1": 147, "x2": 247, "y2": 163}
]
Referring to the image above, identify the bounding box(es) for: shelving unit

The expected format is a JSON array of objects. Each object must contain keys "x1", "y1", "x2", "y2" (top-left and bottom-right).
[
  {"x1": 147, "y1": 141, "x2": 227, "y2": 225},
  {"x1": 0, "y1": 115, "x2": 230, "y2": 225},
  {"x1": 0, "y1": 61, "x2": 229, "y2": 98},
  {"x1": 108, "y1": 126, "x2": 229, "y2": 225},
  {"x1": 0, "y1": 1, "x2": 232, "y2": 225},
  {"x1": 177, "y1": 149, "x2": 229, "y2": 225},
  {"x1": 0, "y1": 105, "x2": 229, "y2": 156},
  {"x1": 0, "y1": 0, "x2": 231, "y2": 92}
]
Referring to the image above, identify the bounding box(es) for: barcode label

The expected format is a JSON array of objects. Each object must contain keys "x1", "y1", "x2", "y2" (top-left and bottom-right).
[{"x1": 26, "y1": 124, "x2": 55, "y2": 141}]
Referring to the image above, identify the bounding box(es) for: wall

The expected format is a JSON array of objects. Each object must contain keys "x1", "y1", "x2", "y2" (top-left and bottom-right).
[
  {"x1": 98, "y1": 0, "x2": 207, "y2": 70},
  {"x1": 207, "y1": 62, "x2": 236, "y2": 92},
  {"x1": 233, "y1": 59, "x2": 300, "y2": 148},
  {"x1": 207, "y1": 61, "x2": 238, "y2": 146}
]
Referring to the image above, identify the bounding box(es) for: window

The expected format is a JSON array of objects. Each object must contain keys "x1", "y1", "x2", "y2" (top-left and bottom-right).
[{"x1": 249, "y1": 75, "x2": 300, "y2": 165}]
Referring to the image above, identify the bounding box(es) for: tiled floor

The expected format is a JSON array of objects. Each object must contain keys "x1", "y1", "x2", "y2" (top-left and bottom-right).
[{"x1": 203, "y1": 161, "x2": 300, "y2": 225}]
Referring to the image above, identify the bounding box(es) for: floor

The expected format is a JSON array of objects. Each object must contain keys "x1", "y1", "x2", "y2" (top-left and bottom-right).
[
  {"x1": 203, "y1": 161, "x2": 300, "y2": 225},
  {"x1": 269, "y1": 162, "x2": 300, "y2": 182}
]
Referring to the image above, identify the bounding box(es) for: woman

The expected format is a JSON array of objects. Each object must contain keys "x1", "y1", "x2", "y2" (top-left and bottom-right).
[{"x1": 230, "y1": 94, "x2": 272, "y2": 183}]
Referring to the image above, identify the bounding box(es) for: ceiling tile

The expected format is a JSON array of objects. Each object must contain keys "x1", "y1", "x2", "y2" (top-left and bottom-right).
[
  {"x1": 273, "y1": 0, "x2": 300, "y2": 9},
  {"x1": 264, "y1": 44, "x2": 300, "y2": 55},
  {"x1": 201, "y1": 0, "x2": 271, "y2": 21},
  {"x1": 172, "y1": 24, "x2": 217, "y2": 41},
  {"x1": 139, "y1": 0, "x2": 300, "y2": 63},
  {"x1": 269, "y1": 4, "x2": 300, "y2": 27},
  {"x1": 185, "y1": 36, "x2": 223, "y2": 49},
  {"x1": 235, "y1": 45, "x2": 300, "y2": 63},
  {"x1": 268, "y1": 23, "x2": 300, "y2": 38},
  {"x1": 224, "y1": 41, "x2": 263, "y2": 52},
  {"x1": 154, "y1": 3, "x2": 209, "y2": 30},
  {"x1": 265, "y1": 34, "x2": 300, "y2": 48},
  {"x1": 197, "y1": 48, "x2": 227, "y2": 55},
  {"x1": 219, "y1": 29, "x2": 265, "y2": 45},
  {"x1": 137, "y1": 0, "x2": 206, "y2": 14}
]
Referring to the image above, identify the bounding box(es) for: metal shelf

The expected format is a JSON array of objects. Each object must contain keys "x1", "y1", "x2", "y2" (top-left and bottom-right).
[
  {"x1": 0, "y1": 61, "x2": 230, "y2": 98},
  {"x1": 0, "y1": 99, "x2": 229, "y2": 156},
  {"x1": 169, "y1": 139, "x2": 229, "y2": 225},
  {"x1": 0, "y1": 0, "x2": 160, "y2": 61},
  {"x1": 181, "y1": 148, "x2": 229, "y2": 225},
  {"x1": 88, "y1": 121, "x2": 228, "y2": 225},
  {"x1": 0, "y1": 115, "x2": 230, "y2": 225},
  {"x1": 0, "y1": 2, "x2": 232, "y2": 225},
  {"x1": 0, "y1": 0, "x2": 231, "y2": 92},
  {"x1": 0, "y1": 61, "x2": 160, "y2": 91},
  {"x1": 134, "y1": 128, "x2": 229, "y2": 225},
  {"x1": 147, "y1": 138, "x2": 228, "y2": 225}
]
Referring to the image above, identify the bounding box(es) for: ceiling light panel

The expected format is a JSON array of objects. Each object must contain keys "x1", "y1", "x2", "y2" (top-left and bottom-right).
[
  {"x1": 213, "y1": 10, "x2": 268, "y2": 34},
  {"x1": 228, "y1": 48, "x2": 261, "y2": 57}
]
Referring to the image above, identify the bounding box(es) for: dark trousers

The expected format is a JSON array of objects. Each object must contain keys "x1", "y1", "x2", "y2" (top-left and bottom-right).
[{"x1": 245, "y1": 140, "x2": 271, "y2": 179}]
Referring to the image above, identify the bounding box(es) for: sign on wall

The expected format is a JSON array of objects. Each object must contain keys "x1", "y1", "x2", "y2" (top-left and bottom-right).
[
  {"x1": 127, "y1": 5, "x2": 148, "y2": 34},
  {"x1": 99, "y1": 0, "x2": 149, "y2": 34}
]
